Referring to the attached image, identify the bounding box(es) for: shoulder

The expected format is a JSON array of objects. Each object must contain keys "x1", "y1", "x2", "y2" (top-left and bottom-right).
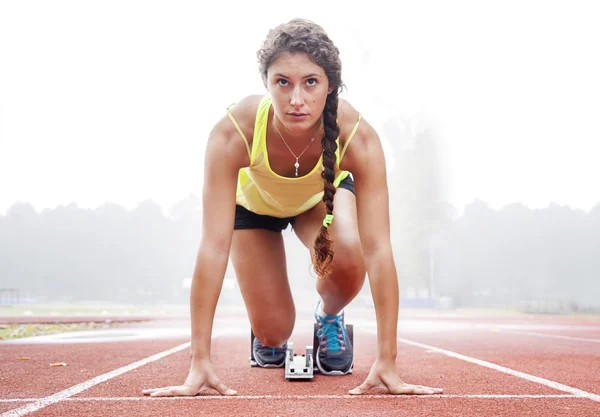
[
  {"x1": 337, "y1": 98, "x2": 361, "y2": 135},
  {"x1": 211, "y1": 94, "x2": 265, "y2": 166},
  {"x1": 226, "y1": 94, "x2": 264, "y2": 135},
  {"x1": 337, "y1": 98, "x2": 373, "y2": 145},
  {"x1": 336, "y1": 98, "x2": 381, "y2": 171},
  {"x1": 209, "y1": 94, "x2": 264, "y2": 168}
]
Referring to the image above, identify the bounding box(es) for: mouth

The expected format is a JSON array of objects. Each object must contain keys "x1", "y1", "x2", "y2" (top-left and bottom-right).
[{"x1": 288, "y1": 112, "x2": 308, "y2": 117}]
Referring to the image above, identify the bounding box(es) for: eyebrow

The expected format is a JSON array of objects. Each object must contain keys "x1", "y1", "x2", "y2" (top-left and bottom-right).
[{"x1": 274, "y1": 73, "x2": 323, "y2": 79}]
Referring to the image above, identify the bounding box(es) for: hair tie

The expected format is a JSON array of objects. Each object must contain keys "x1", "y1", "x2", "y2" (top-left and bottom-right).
[{"x1": 323, "y1": 214, "x2": 334, "y2": 228}]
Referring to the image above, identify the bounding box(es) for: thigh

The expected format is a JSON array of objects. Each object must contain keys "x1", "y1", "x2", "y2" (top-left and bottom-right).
[
  {"x1": 230, "y1": 228, "x2": 295, "y2": 344},
  {"x1": 293, "y1": 188, "x2": 365, "y2": 276}
]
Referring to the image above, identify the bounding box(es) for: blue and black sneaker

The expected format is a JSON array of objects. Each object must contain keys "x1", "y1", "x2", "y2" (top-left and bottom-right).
[
  {"x1": 252, "y1": 337, "x2": 287, "y2": 368},
  {"x1": 315, "y1": 302, "x2": 353, "y2": 375}
]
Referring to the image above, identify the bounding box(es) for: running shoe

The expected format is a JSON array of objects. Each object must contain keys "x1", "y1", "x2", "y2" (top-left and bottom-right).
[
  {"x1": 252, "y1": 337, "x2": 287, "y2": 368},
  {"x1": 314, "y1": 301, "x2": 353, "y2": 375}
]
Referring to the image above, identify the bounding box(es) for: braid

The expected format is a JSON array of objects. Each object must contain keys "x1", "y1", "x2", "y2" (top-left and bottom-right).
[{"x1": 313, "y1": 92, "x2": 339, "y2": 276}]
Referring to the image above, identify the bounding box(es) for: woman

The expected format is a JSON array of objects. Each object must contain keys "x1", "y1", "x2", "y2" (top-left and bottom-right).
[{"x1": 143, "y1": 18, "x2": 443, "y2": 397}]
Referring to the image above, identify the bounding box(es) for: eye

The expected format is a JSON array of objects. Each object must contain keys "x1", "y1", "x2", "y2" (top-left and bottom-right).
[
  {"x1": 277, "y1": 79, "x2": 289, "y2": 87},
  {"x1": 306, "y1": 78, "x2": 318, "y2": 86}
]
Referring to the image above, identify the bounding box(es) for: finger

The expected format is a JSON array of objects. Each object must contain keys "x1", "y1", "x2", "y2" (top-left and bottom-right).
[
  {"x1": 349, "y1": 379, "x2": 377, "y2": 395},
  {"x1": 143, "y1": 386, "x2": 179, "y2": 396},
  {"x1": 142, "y1": 388, "x2": 163, "y2": 395},
  {"x1": 411, "y1": 385, "x2": 444, "y2": 395},
  {"x1": 149, "y1": 389, "x2": 175, "y2": 397},
  {"x1": 388, "y1": 383, "x2": 441, "y2": 395},
  {"x1": 410, "y1": 387, "x2": 435, "y2": 395},
  {"x1": 150, "y1": 386, "x2": 196, "y2": 397},
  {"x1": 212, "y1": 381, "x2": 237, "y2": 396},
  {"x1": 388, "y1": 383, "x2": 421, "y2": 395}
]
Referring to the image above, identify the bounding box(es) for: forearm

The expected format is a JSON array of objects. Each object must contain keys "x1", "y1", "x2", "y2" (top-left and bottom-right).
[
  {"x1": 365, "y1": 246, "x2": 399, "y2": 361},
  {"x1": 189, "y1": 245, "x2": 230, "y2": 361}
]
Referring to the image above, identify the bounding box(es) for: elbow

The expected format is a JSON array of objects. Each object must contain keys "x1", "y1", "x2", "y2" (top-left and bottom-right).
[
  {"x1": 362, "y1": 240, "x2": 393, "y2": 261},
  {"x1": 198, "y1": 236, "x2": 231, "y2": 262}
]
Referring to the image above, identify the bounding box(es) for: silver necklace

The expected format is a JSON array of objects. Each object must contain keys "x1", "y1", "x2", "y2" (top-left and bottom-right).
[{"x1": 272, "y1": 119, "x2": 317, "y2": 177}]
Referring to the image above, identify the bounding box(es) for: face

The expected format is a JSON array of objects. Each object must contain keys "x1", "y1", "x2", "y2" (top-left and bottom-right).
[{"x1": 264, "y1": 52, "x2": 333, "y2": 133}]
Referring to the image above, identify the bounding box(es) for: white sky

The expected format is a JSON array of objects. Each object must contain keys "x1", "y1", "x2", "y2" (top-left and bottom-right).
[{"x1": 1, "y1": 0, "x2": 599, "y2": 216}]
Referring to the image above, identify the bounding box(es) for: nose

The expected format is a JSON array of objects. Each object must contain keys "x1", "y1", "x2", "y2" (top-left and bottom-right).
[{"x1": 290, "y1": 86, "x2": 304, "y2": 108}]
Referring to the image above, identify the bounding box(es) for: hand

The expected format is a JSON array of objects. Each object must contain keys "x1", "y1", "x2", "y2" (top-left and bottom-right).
[
  {"x1": 349, "y1": 359, "x2": 443, "y2": 395},
  {"x1": 142, "y1": 358, "x2": 237, "y2": 397}
]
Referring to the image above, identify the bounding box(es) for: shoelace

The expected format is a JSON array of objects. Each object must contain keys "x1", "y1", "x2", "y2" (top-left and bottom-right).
[{"x1": 317, "y1": 315, "x2": 347, "y2": 353}]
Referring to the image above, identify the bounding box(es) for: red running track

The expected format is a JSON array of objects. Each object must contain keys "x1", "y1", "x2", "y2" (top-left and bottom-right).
[{"x1": 0, "y1": 309, "x2": 599, "y2": 416}]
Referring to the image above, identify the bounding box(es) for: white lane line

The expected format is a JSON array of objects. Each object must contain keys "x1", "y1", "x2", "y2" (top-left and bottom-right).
[
  {"x1": 396, "y1": 337, "x2": 600, "y2": 402},
  {"x1": 0, "y1": 342, "x2": 191, "y2": 417},
  {"x1": 497, "y1": 329, "x2": 600, "y2": 343},
  {"x1": 72, "y1": 394, "x2": 577, "y2": 400},
  {"x1": 0, "y1": 395, "x2": 579, "y2": 402}
]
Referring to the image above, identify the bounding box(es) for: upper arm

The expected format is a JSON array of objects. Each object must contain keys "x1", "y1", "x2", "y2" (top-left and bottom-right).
[
  {"x1": 341, "y1": 117, "x2": 392, "y2": 257},
  {"x1": 200, "y1": 113, "x2": 249, "y2": 255}
]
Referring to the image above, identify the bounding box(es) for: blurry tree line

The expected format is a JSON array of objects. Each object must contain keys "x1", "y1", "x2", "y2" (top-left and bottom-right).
[
  {"x1": 438, "y1": 200, "x2": 600, "y2": 310},
  {"x1": 384, "y1": 114, "x2": 599, "y2": 310},
  {"x1": 1, "y1": 116, "x2": 599, "y2": 308},
  {"x1": 0, "y1": 198, "x2": 203, "y2": 304},
  {"x1": 0, "y1": 196, "x2": 314, "y2": 305}
]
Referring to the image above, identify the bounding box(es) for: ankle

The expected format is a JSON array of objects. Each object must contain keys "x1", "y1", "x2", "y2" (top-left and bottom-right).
[{"x1": 317, "y1": 299, "x2": 342, "y2": 318}]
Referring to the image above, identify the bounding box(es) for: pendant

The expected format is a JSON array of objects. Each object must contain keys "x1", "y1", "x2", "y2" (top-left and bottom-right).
[{"x1": 294, "y1": 159, "x2": 300, "y2": 177}]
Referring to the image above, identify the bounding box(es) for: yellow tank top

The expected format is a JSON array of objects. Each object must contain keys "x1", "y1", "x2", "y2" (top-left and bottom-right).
[{"x1": 227, "y1": 95, "x2": 362, "y2": 218}]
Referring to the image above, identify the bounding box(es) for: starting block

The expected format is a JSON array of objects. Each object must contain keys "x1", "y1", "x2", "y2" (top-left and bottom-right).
[
  {"x1": 249, "y1": 331, "x2": 314, "y2": 378},
  {"x1": 284, "y1": 342, "x2": 314, "y2": 380}
]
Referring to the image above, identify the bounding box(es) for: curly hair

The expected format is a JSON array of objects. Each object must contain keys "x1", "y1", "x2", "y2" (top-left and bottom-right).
[{"x1": 257, "y1": 19, "x2": 344, "y2": 276}]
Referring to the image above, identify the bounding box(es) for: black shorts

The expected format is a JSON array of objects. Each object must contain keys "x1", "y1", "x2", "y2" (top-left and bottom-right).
[{"x1": 234, "y1": 174, "x2": 355, "y2": 232}]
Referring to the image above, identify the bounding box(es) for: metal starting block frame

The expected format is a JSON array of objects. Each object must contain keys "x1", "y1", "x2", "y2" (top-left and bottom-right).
[{"x1": 284, "y1": 342, "x2": 314, "y2": 380}]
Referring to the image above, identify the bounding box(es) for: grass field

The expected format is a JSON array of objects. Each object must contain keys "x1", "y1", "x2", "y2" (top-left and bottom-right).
[
  {"x1": 0, "y1": 303, "x2": 190, "y2": 317},
  {"x1": 0, "y1": 321, "x2": 126, "y2": 340}
]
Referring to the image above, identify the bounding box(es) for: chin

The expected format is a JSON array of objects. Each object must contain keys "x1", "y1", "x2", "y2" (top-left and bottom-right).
[{"x1": 285, "y1": 115, "x2": 318, "y2": 129}]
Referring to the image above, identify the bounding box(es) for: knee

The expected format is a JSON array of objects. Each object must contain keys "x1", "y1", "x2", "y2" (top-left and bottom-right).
[
  {"x1": 254, "y1": 327, "x2": 293, "y2": 347},
  {"x1": 252, "y1": 310, "x2": 295, "y2": 347},
  {"x1": 257, "y1": 333, "x2": 291, "y2": 348},
  {"x1": 331, "y1": 241, "x2": 366, "y2": 288}
]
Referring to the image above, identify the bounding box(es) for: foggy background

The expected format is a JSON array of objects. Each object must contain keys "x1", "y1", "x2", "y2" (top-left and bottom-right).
[{"x1": 1, "y1": 1, "x2": 599, "y2": 311}]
